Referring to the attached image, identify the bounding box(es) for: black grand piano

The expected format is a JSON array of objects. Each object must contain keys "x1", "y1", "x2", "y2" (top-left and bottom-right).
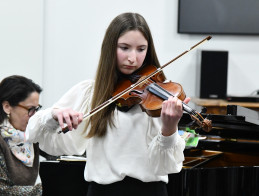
[
  {"x1": 168, "y1": 105, "x2": 259, "y2": 196},
  {"x1": 40, "y1": 105, "x2": 259, "y2": 196}
]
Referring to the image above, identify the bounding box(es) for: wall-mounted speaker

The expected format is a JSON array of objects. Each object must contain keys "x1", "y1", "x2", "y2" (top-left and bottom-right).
[{"x1": 196, "y1": 50, "x2": 228, "y2": 99}]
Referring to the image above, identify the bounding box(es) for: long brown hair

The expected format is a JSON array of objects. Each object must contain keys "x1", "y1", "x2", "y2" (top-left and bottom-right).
[{"x1": 85, "y1": 12, "x2": 161, "y2": 138}]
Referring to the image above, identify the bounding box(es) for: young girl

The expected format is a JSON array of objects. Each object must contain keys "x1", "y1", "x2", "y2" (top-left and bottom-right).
[{"x1": 26, "y1": 12, "x2": 190, "y2": 196}]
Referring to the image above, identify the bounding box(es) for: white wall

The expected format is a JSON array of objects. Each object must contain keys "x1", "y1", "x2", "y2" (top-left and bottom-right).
[
  {"x1": 0, "y1": 0, "x2": 43, "y2": 93},
  {"x1": 42, "y1": 0, "x2": 259, "y2": 108},
  {"x1": 1, "y1": 0, "x2": 259, "y2": 108}
]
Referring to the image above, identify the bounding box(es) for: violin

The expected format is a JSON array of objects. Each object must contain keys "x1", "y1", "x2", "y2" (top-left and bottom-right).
[
  {"x1": 60, "y1": 36, "x2": 212, "y2": 133},
  {"x1": 113, "y1": 64, "x2": 212, "y2": 132}
]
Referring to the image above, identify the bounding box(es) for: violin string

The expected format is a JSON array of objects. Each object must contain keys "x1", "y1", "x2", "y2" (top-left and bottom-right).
[{"x1": 148, "y1": 82, "x2": 198, "y2": 116}]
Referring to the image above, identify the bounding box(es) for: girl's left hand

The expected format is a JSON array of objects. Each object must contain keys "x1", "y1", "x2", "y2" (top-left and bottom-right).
[{"x1": 160, "y1": 96, "x2": 191, "y2": 136}]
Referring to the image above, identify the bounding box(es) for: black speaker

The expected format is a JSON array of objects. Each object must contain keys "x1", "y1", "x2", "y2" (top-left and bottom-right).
[{"x1": 197, "y1": 50, "x2": 228, "y2": 99}]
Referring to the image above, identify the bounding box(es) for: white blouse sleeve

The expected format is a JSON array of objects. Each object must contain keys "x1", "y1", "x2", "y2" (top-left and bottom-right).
[
  {"x1": 148, "y1": 118, "x2": 185, "y2": 175},
  {"x1": 25, "y1": 80, "x2": 94, "y2": 156}
]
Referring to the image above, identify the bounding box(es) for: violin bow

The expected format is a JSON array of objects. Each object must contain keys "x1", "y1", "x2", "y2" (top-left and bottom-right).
[{"x1": 60, "y1": 36, "x2": 212, "y2": 133}]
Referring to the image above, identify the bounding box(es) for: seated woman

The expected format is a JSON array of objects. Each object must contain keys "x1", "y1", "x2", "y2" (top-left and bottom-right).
[{"x1": 0, "y1": 75, "x2": 42, "y2": 195}]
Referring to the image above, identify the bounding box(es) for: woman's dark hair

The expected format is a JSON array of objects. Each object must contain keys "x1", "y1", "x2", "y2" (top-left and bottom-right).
[{"x1": 0, "y1": 75, "x2": 42, "y2": 123}]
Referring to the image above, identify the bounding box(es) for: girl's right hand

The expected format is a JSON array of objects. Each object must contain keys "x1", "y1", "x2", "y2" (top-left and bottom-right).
[{"x1": 51, "y1": 108, "x2": 83, "y2": 131}]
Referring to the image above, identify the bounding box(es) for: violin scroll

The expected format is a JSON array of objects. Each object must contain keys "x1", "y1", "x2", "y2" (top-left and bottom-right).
[
  {"x1": 202, "y1": 118, "x2": 212, "y2": 132},
  {"x1": 189, "y1": 113, "x2": 212, "y2": 132}
]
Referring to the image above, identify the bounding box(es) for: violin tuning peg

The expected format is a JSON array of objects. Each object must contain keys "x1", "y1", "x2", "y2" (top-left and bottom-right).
[{"x1": 201, "y1": 107, "x2": 207, "y2": 114}]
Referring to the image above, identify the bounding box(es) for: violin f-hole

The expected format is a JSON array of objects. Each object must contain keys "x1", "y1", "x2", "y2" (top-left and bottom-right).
[{"x1": 129, "y1": 89, "x2": 144, "y2": 95}]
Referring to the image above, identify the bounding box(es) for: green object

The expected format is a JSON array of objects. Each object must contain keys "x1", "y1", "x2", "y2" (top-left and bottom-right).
[{"x1": 184, "y1": 128, "x2": 199, "y2": 148}]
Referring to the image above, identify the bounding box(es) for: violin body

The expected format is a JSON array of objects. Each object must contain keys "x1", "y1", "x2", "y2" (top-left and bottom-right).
[
  {"x1": 113, "y1": 64, "x2": 164, "y2": 108},
  {"x1": 113, "y1": 64, "x2": 186, "y2": 117},
  {"x1": 138, "y1": 81, "x2": 186, "y2": 117},
  {"x1": 113, "y1": 64, "x2": 212, "y2": 132}
]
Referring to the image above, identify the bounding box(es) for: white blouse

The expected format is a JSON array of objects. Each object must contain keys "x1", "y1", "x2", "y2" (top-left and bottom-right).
[{"x1": 25, "y1": 80, "x2": 185, "y2": 184}]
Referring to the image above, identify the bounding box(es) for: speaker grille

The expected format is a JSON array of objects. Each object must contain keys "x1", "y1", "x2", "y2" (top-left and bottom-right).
[{"x1": 199, "y1": 51, "x2": 228, "y2": 99}]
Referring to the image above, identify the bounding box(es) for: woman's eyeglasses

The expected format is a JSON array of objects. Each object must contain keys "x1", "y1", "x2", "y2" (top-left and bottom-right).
[{"x1": 17, "y1": 104, "x2": 42, "y2": 117}]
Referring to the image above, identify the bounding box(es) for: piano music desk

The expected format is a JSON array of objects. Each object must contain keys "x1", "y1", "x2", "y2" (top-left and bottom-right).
[{"x1": 191, "y1": 97, "x2": 259, "y2": 115}]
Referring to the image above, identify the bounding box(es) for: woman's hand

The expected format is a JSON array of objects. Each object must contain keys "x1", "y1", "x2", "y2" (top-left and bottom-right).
[
  {"x1": 161, "y1": 96, "x2": 191, "y2": 136},
  {"x1": 51, "y1": 108, "x2": 83, "y2": 131}
]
